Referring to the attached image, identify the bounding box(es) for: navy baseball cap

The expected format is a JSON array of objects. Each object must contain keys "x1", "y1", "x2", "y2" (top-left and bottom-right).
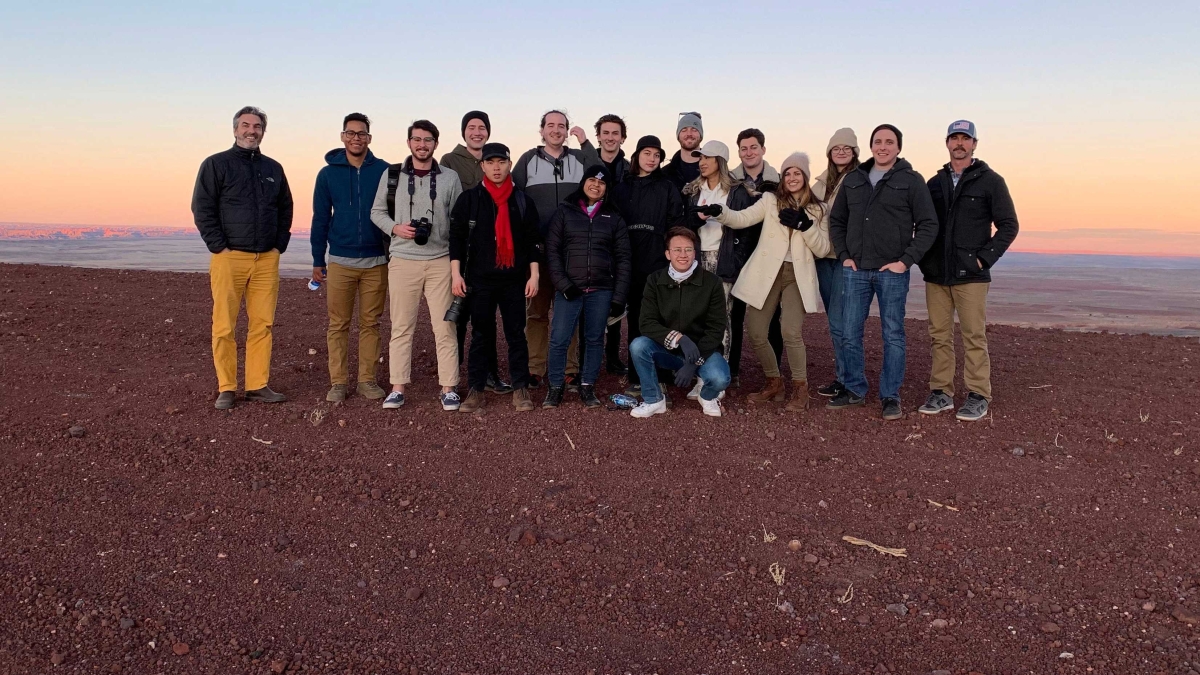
[{"x1": 947, "y1": 120, "x2": 977, "y2": 139}]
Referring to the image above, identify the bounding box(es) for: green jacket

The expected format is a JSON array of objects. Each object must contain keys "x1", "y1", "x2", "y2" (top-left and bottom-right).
[
  {"x1": 639, "y1": 266, "x2": 728, "y2": 358},
  {"x1": 440, "y1": 145, "x2": 483, "y2": 190}
]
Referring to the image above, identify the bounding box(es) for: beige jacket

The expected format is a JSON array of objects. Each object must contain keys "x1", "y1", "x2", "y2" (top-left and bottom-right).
[
  {"x1": 811, "y1": 177, "x2": 842, "y2": 260},
  {"x1": 715, "y1": 193, "x2": 832, "y2": 312}
]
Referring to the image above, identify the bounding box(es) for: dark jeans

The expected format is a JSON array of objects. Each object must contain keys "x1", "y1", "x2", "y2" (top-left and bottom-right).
[
  {"x1": 629, "y1": 336, "x2": 730, "y2": 403},
  {"x1": 814, "y1": 257, "x2": 848, "y2": 384},
  {"x1": 730, "y1": 298, "x2": 781, "y2": 378},
  {"x1": 457, "y1": 311, "x2": 500, "y2": 380},
  {"x1": 841, "y1": 267, "x2": 910, "y2": 401},
  {"x1": 549, "y1": 289, "x2": 613, "y2": 387},
  {"x1": 466, "y1": 280, "x2": 530, "y2": 391}
]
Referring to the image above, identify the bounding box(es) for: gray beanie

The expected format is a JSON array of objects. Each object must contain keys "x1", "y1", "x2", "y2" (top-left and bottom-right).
[{"x1": 677, "y1": 112, "x2": 703, "y2": 138}]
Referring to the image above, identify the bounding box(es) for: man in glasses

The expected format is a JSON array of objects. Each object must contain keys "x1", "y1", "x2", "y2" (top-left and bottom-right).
[
  {"x1": 663, "y1": 112, "x2": 703, "y2": 194},
  {"x1": 370, "y1": 120, "x2": 463, "y2": 411},
  {"x1": 311, "y1": 113, "x2": 391, "y2": 404},
  {"x1": 513, "y1": 109, "x2": 600, "y2": 388},
  {"x1": 193, "y1": 105, "x2": 293, "y2": 410}
]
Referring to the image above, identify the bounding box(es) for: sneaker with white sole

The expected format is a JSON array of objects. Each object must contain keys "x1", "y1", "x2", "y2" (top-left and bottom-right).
[
  {"x1": 382, "y1": 391, "x2": 405, "y2": 409},
  {"x1": 686, "y1": 378, "x2": 725, "y2": 401},
  {"x1": 955, "y1": 392, "x2": 989, "y2": 421},
  {"x1": 440, "y1": 391, "x2": 462, "y2": 411},
  {"x1": 699, "y1": 396, "x2": 722, "y2": 417},
  {"x1": 630, "y1": 397, "x2": 667, "y2": 418},
  {"x1": 918, "y1": 389, "x2": 954, "y2": 415}
]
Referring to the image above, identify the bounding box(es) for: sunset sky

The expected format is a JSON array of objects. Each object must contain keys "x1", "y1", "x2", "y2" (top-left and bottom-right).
[{"x1": 2, "y1": 1, "x2": 1197, "y2": 256}]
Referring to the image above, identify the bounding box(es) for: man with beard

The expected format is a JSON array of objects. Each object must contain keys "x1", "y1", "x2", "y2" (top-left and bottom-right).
[
  {"x1": 513, "y1": 109, "x2": 600, "y2": 388},
  {"x1": 311, "y1": 112, "x2": 390, "y2": 403},
  {"x1": 370, "y1": 120, "x2": 463, "y2": 411},
  {"x1": 193, "y1": 105, "x2": 293, "y2": 410},
  {"x1": 663, "y1": 112, "x2": 703, "y2": 194}
]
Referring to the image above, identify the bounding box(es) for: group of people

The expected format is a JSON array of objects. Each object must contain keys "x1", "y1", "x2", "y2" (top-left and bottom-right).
[{"x1": 192, "y1": 106, "x2": 1018, "y2": 421}]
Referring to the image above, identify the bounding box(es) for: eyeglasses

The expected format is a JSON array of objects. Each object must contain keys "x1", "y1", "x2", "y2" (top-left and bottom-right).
[
  {"x1": 830, "y1": 146, "x2": 855, "y2": 154},
  {"x1": 342, "y1": 131, "x2": 371, "y2": 140},
  {"x1": 409, "y1": 136, "x2": 436, "y2": 144},
  {"x1": 669, "y1": 247, "x2": 695, "y2": 255}
]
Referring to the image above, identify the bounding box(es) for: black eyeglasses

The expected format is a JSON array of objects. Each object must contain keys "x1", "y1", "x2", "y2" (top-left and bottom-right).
[{"x1": 342, "y1": 131, "x2": 371, "y2": 140}]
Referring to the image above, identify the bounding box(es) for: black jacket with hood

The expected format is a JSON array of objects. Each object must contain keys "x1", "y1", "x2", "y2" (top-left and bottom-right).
[
  {"x1": 545, "y1": 191, "x2": 633, "y2": 305},
  {"x1": 683, "y1": 180, "x2": 761, "y2": 283},
  {"x1": 612, "y1": 168, "x2": 684, "y2": 277},
  {"x1": 448, "y1": 182, "x2": 543, "y2": 287},
  {"x1": 663, "y1": 150, "x2": 701, "y2": 195},
  {"x1": 919, "y1": 159, "x2": 1019, "y2": 285},
  {"x1": 828, "y1": 157, "x2": 938, "y2": 270},
  {"x1": 192, "y1": 144, "x2": 294, "y2": 254}
]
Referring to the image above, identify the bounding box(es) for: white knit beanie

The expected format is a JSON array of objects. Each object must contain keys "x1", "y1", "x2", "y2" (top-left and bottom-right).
[
  {"x1": 826, "y1": 127, "x2": 859, "y2": 153},
  {"x1": 780, "y1": 152, "x2": 811, "y2": 180}
]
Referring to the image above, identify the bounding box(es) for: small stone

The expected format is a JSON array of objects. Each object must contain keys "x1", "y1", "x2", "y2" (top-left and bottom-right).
[
  {"x1": 1011, "y1": 446, "x2": 1025, "y2": 457},
  {"x1": 506, "y1": 524, "x2": 528, "y2": 544},
  {"x1": 270, "y1": 660, "x2": 288, "y2": 674},
  {"x1": 1171, "y1": 604, "x2": 1200, "y2": 625},
  {"x1": 408, "y1": 549, "x2": 417, "y2": 559},
  {"x1": 68, "y1": 426, "x2": 86, "y2": 438},
  {"x1": 337, "y1": 419, "x2": 346, "y2": 427},
  {"x1": 51, "y1": 651, "x2": 65, "y2": 665},
  {"x1": 887, "y1": 603, "x2": 909, "y2": 616},
  {"x1": 307, "y1": 348, "x2": 317, "y2": 355},
  {"x1": 818, "y1": 500, "x2": 828, "y2": 509},
  {"x1": 370, "y1": 488, "x2": 382, "y2": 500},
  {"x1": 803, "y1": 554, "x2": 818, "y2": 564},
  {"x1": 119, "y1": 617, "x2": 135, "y2": 630},
  {"x1": 172, "y1": 643, "x2": 190, "y2": 656},
  {"x1": 1134, "y1": 589, "x2": 1149, "y2": 599},
  {"x1": 519, "y1": 529, "x2": 538, "y2": 546},
  {"x1": 1049, "y1": 604, "x2": 1063, "y2": 613},
  {"x1": 405, "y1": 587, "x2": 423, "y2": 601},
  {"x1": 1142, "y1": 601, "x2": 1156, "y2": 611},
  {"x1": 492, "y1": 576, "x2": 510, "y2": 589},
  {"x1": 776, "y1": 600, "x2": 795, "y2": 616},
  {"x1": 855, "y1": 614, "x2": 870, "y2": 625},
  {"x1": 1059, "y1": 652, "x2": 1074, "y2": 659},
  {"x1": 1039, "y1": 621, "x2": 1061, "y2": 633},
  {"x1": 895, "y1": 489, "x2": 908, "y2": 499},
  {"x1": 787, "y1": 539, "x2": 802, "y2": 551},
  {"x1": 581, "y1": 543, "x2": 595, "y2": 553},
  {"x1": 931, "y1": 619, "x2": 948, "y2": 629},
  {"x1": 907, "y1": 521, "x2": 917, "y2": 532}
]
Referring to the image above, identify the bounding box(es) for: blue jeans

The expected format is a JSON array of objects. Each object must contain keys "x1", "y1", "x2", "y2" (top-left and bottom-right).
[
  {"x1": 629, "y1": 336, "x2": 730, "y2": 403},
  {"x1": 549, "y1": 289, "x2": 612, "y2": 387},
  {"x1": 814, "y1": 257, "x2": 848, "y2": 385},
  {"x1": 841, "y1": 267, "x2": 910, "y2": 400}
]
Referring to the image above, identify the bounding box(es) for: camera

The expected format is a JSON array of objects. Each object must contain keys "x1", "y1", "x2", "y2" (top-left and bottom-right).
[
  {"x1": 413, "y1": 217, "x2": 432, "y2": 245},
  {"x1": 444, "y1": 292, "x2": 468, "y2": 322}
]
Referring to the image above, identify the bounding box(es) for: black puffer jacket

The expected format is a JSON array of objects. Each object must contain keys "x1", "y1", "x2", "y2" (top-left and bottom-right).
[
  {"x1": 192, "y1": 144, "x2": 294, "y2": 254},
  {"x1": 612, "y1": 168, "x2": 684, "y2": 276},
  {"x1": 545, "y1": 193, "x2": 632, "y2": 305},
  {"x1": 919, "y1": 160, "x2": 1019, "y2": 286},
  {"x1": 683, "y1": 180, "x2": 760, "y2": 282}
]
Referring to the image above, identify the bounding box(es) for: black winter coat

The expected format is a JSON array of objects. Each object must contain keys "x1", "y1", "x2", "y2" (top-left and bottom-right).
[
  {"x1": 545, "y1": 193, "x2": 633, "y2": 305},
  {"x1": 662, "y1": 150, "x2": 701, "y2": 195},
  {"x1": 683, "y1": 181, "x2": 760, "y2": 282},
  {"x1": 829, "y1": 158, "x2": 938, "y2": 270},
  {"x1": 449, "y1": 183, "x2": 543, "y2": 286},
  {"x1": 919, "y1": 160, "x2": 1019, "y2": 286},
  {"x1": 612, "y1": 169, "x2": 684, "y2": 277},
  {"x1": 192, "y1": 144, "x2": 294, "y2": 254}
]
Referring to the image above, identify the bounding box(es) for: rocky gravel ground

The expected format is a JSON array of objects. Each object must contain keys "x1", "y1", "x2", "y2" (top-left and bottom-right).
[{"x1": 1, "y1": 263, "x2": 1199, "y2": 674}]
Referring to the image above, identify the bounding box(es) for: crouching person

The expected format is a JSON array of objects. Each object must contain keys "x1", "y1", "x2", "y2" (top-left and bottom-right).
[
  {"x1": 629, "y1": 227, "x2": 730, "y2": 418},
  {"x1": 449, "y1": 143, "x2": 544, "y2": 412}
]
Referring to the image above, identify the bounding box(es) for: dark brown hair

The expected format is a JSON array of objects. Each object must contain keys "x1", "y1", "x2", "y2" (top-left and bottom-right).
[
  {"x1": 407, "y1": 119, "x2": 439, "y2": 141},
  {"x1": 664, "y1": 226, "x2": 699, "y2": 251},
  {"x1": 594, "y1": 114, "x2": 627, "y2": 139}
]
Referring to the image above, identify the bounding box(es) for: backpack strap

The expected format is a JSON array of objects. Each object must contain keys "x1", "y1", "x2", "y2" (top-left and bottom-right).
[{"x1": 385, "y1": 165, "x2": 402, "y2": 221}]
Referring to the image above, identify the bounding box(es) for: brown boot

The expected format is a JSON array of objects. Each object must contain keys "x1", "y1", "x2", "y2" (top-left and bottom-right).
[
  {"x1": 512, "y1": 387, "x2": 534, "y2": 412},
  {"x1": 459, "y1": 389, "x2": 486, "y2": 413},
  {"x1": 747, "y1": 377, "x2": 785, "y2": 403},
  {"x1": 786, "y1": 381, "x2": 810, "y2": 412}
]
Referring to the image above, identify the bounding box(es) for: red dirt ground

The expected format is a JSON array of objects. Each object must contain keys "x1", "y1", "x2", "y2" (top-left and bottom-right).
[{"x1": 1, "y1": 263, "x2": 1199, "y2": 675}]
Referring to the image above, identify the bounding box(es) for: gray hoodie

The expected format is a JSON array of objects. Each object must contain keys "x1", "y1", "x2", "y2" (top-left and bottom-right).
[{"x1": 370, "y1": 158, "x2": 462, "y2": 261}]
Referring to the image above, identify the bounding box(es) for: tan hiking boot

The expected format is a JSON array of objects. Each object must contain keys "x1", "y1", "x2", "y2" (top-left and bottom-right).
[
  {"x1": 512, "y1": 387, "x2": 534, "y2": 412},
  {"x1": 786, "y1": 380, "x2": 810, "y2": 412},
  {"x1": 459, "y1": 389, "x2": 486, "y2": 413},
  {"x1": 326, "y1": 384, "x2": 347, "y2": 402},
  {"x1": 747, "y1": 377, "x2": 785, "y2": 403},
  {"x1": 357, "y1": 381, "x2": 386, "y2": 400}
]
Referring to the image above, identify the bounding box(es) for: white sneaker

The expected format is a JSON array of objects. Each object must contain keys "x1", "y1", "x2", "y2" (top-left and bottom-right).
[
  {"x1": 630, "y1": 398, "x2": 667, "y2": 418},
  {"x1": 699, "y1": 396, "x2": 723, "y2": 417},
  {"x1": 687, "y1": 378, "x2": 725, "y2": 401}
]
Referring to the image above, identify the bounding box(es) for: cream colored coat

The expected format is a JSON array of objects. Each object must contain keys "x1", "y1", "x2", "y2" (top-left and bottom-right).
[
  {"x1": 811, "y1": 177, "x2": 841, "y2": 260},
  {"x1": 715, "y1": 193, "x2": 832, "y2": 312}
]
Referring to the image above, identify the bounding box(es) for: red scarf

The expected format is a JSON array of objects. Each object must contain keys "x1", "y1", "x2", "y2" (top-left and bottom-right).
[{"x1": 482, "y1": 176, "x2": 515, "y2": 269}]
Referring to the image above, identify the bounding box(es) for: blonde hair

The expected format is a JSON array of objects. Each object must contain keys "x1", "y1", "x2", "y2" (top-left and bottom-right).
[{"x1": 683, "y1": 155, "x2": 737, "y2": 197}]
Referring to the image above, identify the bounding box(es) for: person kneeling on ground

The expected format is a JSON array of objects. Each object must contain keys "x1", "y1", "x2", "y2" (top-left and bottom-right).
[
  {"x1": 629, "y1": 227, "x2": 730, "y2": 418},
  {"x1": 543, "y1": 164, "x2": 632, "y2": 409},
  {"x1": 449, "y1": 143, "x2": 544, "y2": 413}
]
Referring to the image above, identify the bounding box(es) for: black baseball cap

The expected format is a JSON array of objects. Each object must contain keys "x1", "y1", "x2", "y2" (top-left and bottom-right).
[{"x1": 480, "y1": 142, "x2": 510, "y2": 161}]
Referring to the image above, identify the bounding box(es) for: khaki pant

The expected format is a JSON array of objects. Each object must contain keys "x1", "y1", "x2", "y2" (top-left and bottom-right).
[
  {"x1": 326, "y1": 262, "x2": 387, "y2": 386},
  {"x1": 926, "y1": 281, "x2": 991, "y2": 400},
  {"x1": 526, "y1": 273, "x2": 579, "y2": 377},
  {"x1": 386, "y1": 256, "x2": 459, "y2": 387},
  {"x1": 749, "y1": 262, "x2": 807, "y2": 381},
  {"x1": 209, "y1": 249, "x2": 280, "y2": 392}
]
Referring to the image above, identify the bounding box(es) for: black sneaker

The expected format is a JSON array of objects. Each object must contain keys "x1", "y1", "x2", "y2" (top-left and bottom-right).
[
  {"x1": 564, "y1": 373, "x2": 581, "y2": 393},
  {"x1": 624, "y1": 382, "x2": 642, "y2": 397},
  {"x1": 956, "y1": 393, "x2": 989, "y2": 422},
  {"x1": 579, "y1": 384, "x2": 601, "y2": 408},
  {"x1": 485, "y1": 373, "x2": 513, "y2": 395},
  {"x1": 528, "y1": 374, "x2": 543, "y2": 389},
  {"x1": 606, "y1": 359, "x2": 628, "y2": 376},
  {"x1": 826, "y1": 390, "x2": 865, "y2": 409},
  {"x1": 881, "y1": 398, "x2": 903, "y2": 421},
  {"x1": 730, "y1": 375, "x2": 741, "y2": 390},
  {"x1": 817, "y1": 380, "x2": 845, "y2": 397},
  {"x1": 542, "y1": 385, "x2": 564, "y2": 409}
]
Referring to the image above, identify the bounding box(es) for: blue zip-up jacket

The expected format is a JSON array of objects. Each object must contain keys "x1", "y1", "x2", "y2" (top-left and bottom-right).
[{"x1": 310, "y1": 148, "x2": 389, "y2": 267}]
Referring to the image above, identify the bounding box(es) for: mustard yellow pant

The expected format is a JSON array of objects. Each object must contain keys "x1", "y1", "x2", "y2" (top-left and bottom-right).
[{"x1": 209, "y1": 249, "x2": 280, "y2": 392}]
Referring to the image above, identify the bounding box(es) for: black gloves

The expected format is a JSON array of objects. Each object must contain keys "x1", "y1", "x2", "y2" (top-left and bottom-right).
[
  {"x1": 778, "y1": 208, "x2": 814, "y2": 232},
  {"x1": 678, "y1": 335, "x2": 702, "y2": 365},
  {"x1": 562, "y1": 285, "x2": 582, "y2": 301},
  {"x1": 674, "y1": 362, "x2": 698, "y2": 389},
  {"x1": 693, "y1": 204, "x2": 722, "y2": 218},
  {"x1": 609, "y1": 302, "x2": 624, "y2": 318}
]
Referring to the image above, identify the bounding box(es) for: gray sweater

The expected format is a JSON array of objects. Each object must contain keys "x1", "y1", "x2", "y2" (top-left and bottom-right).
[{"x1": 370, "y1": 159, "x2": 462, "y2": 260}]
